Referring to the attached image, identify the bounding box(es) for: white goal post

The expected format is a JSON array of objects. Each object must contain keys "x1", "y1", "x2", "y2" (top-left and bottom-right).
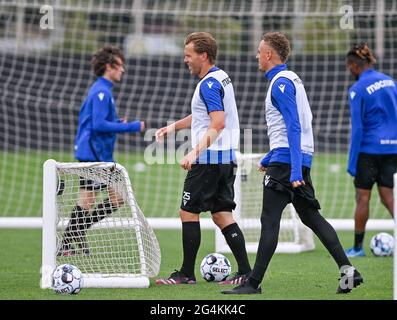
[
  {"x1": 216, "y1": 153, "x2": 315, "y2": 254},
  {"x1": 41, "y1": 159, "x2": 161, "y2": 289}
]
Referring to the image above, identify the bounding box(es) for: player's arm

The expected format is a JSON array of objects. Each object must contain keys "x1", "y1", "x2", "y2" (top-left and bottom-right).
[
  {"x1": 347, "y1": 89, "x2": 363, "y2": 177},
  {"x1": 118, "y1": 116, "x2": 145, "y2": 131},
  {"x1": 181, "y1": 77, "x2": 225, "y2": 170},
  {"x1": 92, "y1": 91, "x2": 143, "y2": 133},
  {"x1": 181, "y1": 111, "x2": 225, "y2": 170},
  {"x1": 156, "y1": 115, "x2": 192, "y2": 141},
  {"x1": 271, "y1": 77, "x2": 304, "y2": 187},
  {"x1": 259, "y1": 150, "x2": 273, "y2": 172}
]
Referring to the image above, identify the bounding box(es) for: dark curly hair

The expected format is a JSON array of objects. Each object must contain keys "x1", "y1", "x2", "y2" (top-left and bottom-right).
[
  {"x1": 91, "y1": 45, "x2": 125, "y2": 77},
  {"x1": 346, "y1": 42, "x2": 376, "y2": 66}
]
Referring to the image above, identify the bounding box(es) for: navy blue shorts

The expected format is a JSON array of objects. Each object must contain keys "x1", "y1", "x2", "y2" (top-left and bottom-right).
[
  {"x1": 354, "y1": 153, "x2": 397, "y2": 189},
  {"x1": 263, "y1": 162, "x2": 321, "y2": 210},
  {"x1": 180, "y1": 163, "x2": 237, "y2": 214}
]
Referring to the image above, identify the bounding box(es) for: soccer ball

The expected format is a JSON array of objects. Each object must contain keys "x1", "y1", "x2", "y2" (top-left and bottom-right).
[
  {"x1": 370, "y1": 232, "x2": 394, "y2": 257},
  {"x1": 52, "y1": 264, "x2": 83, "y2": 294},
  {"x1": 200, "y1": 253, "x2": 231, "y2": 282}
]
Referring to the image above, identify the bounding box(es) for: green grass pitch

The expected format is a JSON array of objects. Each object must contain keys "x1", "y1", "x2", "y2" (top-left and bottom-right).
[
  {"x1": 0, "y1": 151, "x2": 393, "y2": 300},
  {"x1": 0, "y1": 228, "x2": 392, "y2": 300}
]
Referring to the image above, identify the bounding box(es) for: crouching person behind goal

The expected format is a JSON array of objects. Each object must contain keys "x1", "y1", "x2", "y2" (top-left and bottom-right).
[{"x1": 57, "y1": 45, "x2": 145, "y2": 256}]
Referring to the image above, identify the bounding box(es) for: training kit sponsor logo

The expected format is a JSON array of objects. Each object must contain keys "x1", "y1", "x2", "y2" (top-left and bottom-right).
[
  {"x1": 183, "y1": 191, "x2": 190, "y2": 206},
  {"x1": 264, "y1": 175, "x2": 270, "y2": 186},
  {"x1": 380, "y1": 139, "x2": 397, "y2": 145},
  {"x1": 222, "y1": 77, "x2": 232, "y2": 87},
  {"x1": 278, "y1": 84, "x2": 285, "y2": 93},
  {"x1": 366, "y1": 79, "x2": 395, "y2": 95}
]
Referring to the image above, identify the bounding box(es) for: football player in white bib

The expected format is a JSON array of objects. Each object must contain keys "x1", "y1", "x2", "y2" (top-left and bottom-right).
[
  {"x1": 223, "y1": 32, "x2": 362, "y2": 295},
  {"x1": 155, "y1": 32, "x2": 251, "y2": 286}
]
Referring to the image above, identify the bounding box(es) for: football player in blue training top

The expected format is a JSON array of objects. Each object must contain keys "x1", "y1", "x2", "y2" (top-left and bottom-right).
[
  {"x1": 57, "y1": 45, "x2": 145, "y2": 256},
  {"x1": 222, "y1": 32, "x2": 362, "y2": 295},
  {"x1": 344, "y1": 43, "x2": 397, "y2": 257}
]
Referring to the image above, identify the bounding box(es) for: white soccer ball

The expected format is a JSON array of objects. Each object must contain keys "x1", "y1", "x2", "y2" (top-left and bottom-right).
[
  {"x1": 370, "y1": 232, "x2": 394, "y2": 257},
  {"x1": 52, "y1": 264, "x2": 83, "y2": 294},
  {"x1": 200, "y1": 253, "x2": 231, "y2": 282}
]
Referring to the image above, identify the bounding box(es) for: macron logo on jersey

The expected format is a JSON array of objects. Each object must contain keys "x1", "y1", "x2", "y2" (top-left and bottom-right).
[
  {"x1": 350, "y1": 91, "x2": 356, "y2": 100},
  {"x1": 278, "y1": 84, "x2": 285, "y2": 93},
  {"x1": 207, "y1": 81, "x2": 214, "y2": 89},
  {"x1": 366, "y1": 80, "x2": 395, "y2": 95},
  {"x1": 98, "y1": 92, "x2": 105, "y2": 101}
]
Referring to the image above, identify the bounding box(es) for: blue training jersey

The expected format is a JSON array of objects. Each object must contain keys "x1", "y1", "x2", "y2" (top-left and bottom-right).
[
  {"x1": 74, "y1": 77, "x2": 141, "y2": 162},
  {"x1": 347, "y1": 69, "x2": 397, "y2": 176}
]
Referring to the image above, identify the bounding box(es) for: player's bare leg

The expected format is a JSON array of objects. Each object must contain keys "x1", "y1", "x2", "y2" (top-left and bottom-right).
[
  {"x1": 346, "y1": 188, "x2": 371, "y2": 257},
  {"x1": 354, "y1": 188, "x2": 371, "y2": 233},
  {"x1": 378, "y1": 186, "x2": 394, "y2": 216}
]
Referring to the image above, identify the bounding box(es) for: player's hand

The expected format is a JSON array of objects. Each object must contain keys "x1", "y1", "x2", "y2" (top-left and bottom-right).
[
  {"x1": 120, "y1": 117, "x2": 127, "y2": 123},
  {"x1": 140, "y1": 121, "x2": 145, "y2": 132},
  {"x1": 258, "y1": 165, "x2": 267, "y2": 173},
  {"x1": 291, "y1": 180, "x2": 305, "y2": 188},
  {"x1": 180, "y1": 152, "x2": 197, "y2": 171},
  {"x1": 155, "y1": 125, "x2": 173, "y2": 142}
]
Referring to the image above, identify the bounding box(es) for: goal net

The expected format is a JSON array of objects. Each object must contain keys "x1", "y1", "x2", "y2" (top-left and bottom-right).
[
  {"x1": 216, "y1": 153, "x2": 315, "y2": 253},
  {"x1": 1, "y1": 0, "x2": 396, "y2": 233},
  {"x1": 41, "y1": 160, "x2": 161, "y2": 288}
]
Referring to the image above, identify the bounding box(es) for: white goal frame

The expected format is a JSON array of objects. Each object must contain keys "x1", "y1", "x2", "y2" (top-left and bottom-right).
[{"x1": 41, "y1": 159, "x2": 159, "y2": 289}]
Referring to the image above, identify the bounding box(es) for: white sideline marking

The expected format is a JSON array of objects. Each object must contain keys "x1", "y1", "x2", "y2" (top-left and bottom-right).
[{"x1": 0, "y1": 217, "x2": 394, "y2": 230}]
